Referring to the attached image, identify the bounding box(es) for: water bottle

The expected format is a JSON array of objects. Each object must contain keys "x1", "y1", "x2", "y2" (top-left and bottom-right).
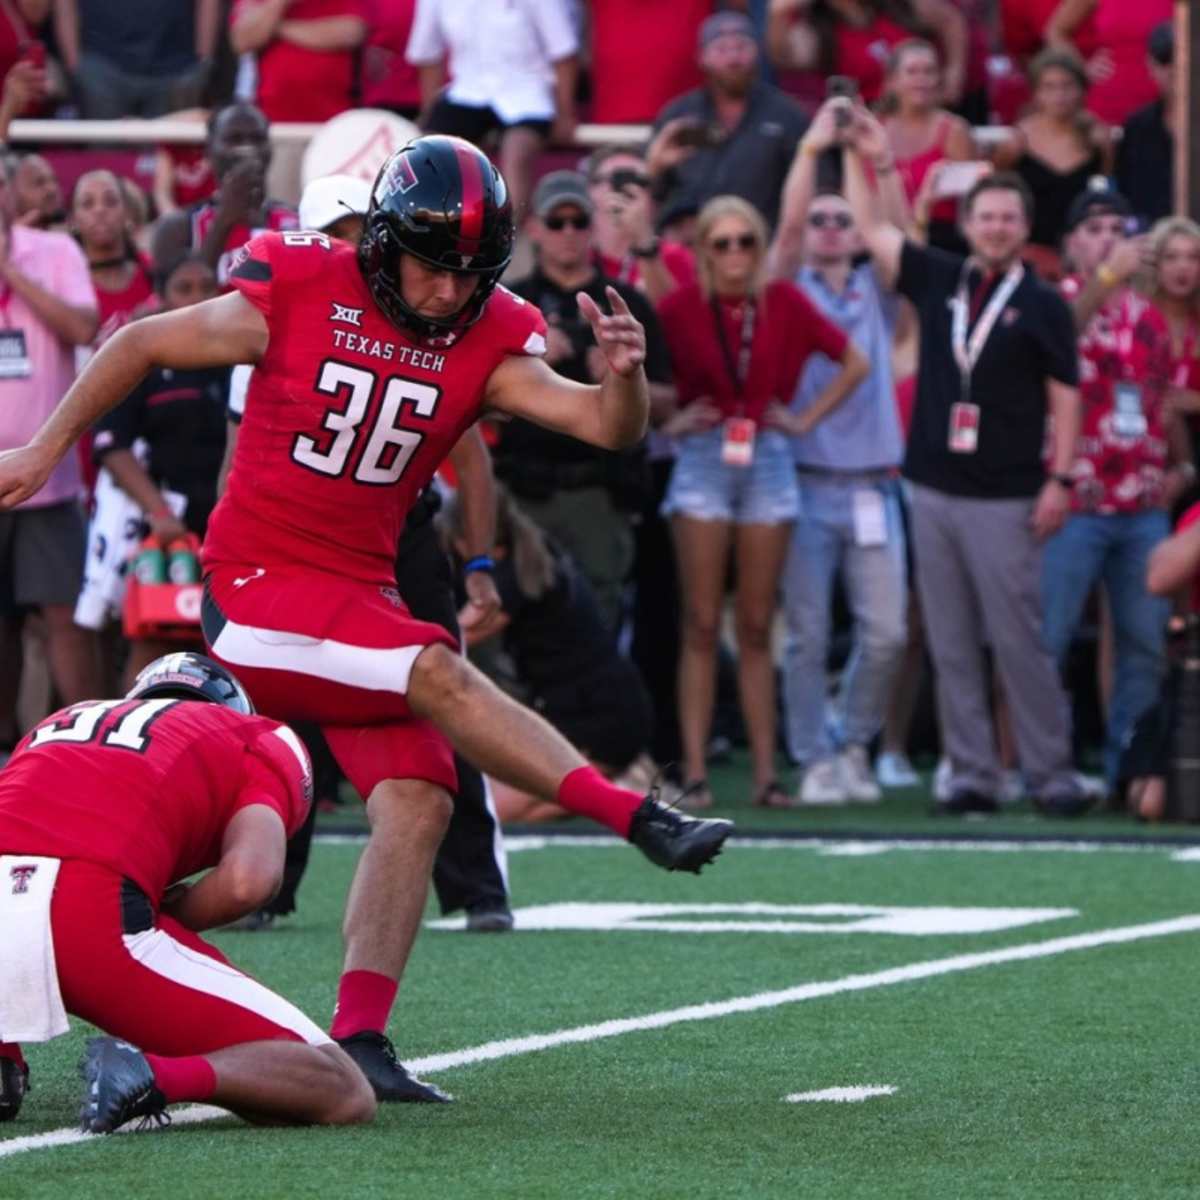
[
  {"x1": 1168, "y1": 615, "x2": 1200, "y2": 822},
  {"x1": 166, "y1": 538, "x2": 200, "y2": 585},
  {"x1": 133, "y1": 542, "x2": 167, "y2": 585}
]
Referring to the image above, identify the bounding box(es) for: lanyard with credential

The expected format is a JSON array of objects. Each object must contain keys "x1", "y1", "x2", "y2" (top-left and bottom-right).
[
  {"x1": 950, "y1": 260, "x2": 1024, "y2": 403},
  {"x1": 711, "y1": 295, "x2": 756, "y2": 418}
]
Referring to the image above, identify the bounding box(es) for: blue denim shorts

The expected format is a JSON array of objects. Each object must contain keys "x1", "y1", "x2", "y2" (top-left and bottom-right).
[{"x1": 661, "y1": 426, "x2": 800, "y2": 524}]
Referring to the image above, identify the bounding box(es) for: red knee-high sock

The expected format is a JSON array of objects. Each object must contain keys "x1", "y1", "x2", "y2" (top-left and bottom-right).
[
  {"x1": 555, "y1": 766, "x2": 643, "y2": 839},
  {"x1": 0, "y1": 1042, "x2": 25, "y2": 1071},
  {"x1": 330, "y1": 970, "x2": 398, "y2": 1040},
  {"x1": 144, "y1": 1054, "x2": 217, "y2": 1104}
]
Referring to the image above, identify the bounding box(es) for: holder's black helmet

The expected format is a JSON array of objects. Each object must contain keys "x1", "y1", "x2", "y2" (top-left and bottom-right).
[
  {"x1": 127, "y1": 652, "x2": 255, "y2": 715},
  {"x1": 358, "y1": 135, "x2": 513, "y2": 344}
]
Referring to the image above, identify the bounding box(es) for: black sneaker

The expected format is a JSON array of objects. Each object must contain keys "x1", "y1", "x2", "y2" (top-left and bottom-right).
[
  {"x1": 465, "y1": 904, "x2": 514, "y2": 933},
  {"x1": 79, "y1": 1037, "x2": 169, "y2": 1134},
  {"x1": 0, "y1": 1056, "x2": 28, "y2": 1122},
  {"x1": 336, "y1": 1031, "x2": 452, "y2": 1103},
  {"x1": 933, "y1": 790, "x2": 999, "y2": 816},
  {"x1": 628, "y1": 791, "x2": 733, "y2": 873}
]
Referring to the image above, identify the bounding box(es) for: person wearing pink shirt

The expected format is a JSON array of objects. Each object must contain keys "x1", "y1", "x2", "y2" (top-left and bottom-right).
[{"x1": 0, "y1": 158, "x2": 100, "y2": 753}]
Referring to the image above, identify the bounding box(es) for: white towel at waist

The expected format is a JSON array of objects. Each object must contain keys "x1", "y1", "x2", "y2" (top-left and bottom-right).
[{"x1": 0, "y1": 855, "x2": 70, "y2": 1042}]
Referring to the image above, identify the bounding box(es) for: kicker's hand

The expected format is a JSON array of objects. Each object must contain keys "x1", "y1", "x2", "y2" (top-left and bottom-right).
[
  {"x1": 0, "y1": 443, "x2": 55, "y2": 509},
  {"x1": 577, "y1": 286, "x2": 646, "y2": 378},
  {"x1": 459, "y1": 568, "x2": 502, "y2": 634}
]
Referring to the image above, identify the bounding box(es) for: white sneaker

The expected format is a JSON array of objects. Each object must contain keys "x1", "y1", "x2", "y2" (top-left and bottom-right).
[
  {"x1": 840, "y1": 745, "x2": 882, "y2": 804},
  {"x1": 933, "y1": 757, "x2": 953, "y2": 802},
  {"x1": 798, "y1": 758, "x2": 849, "y2": 806},
  {"x1": 875, "y1": 751, "x2": 919, "y2": 789},
  {"x1": 1074, "y1": 772, "x2": 1107, "y2": 799}
]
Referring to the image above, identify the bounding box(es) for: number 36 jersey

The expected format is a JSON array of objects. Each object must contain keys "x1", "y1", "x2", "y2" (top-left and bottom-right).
[
  {"x1": 203, "y1": 231, "x2": 548, "y2": 585},
  {"x1": 0, "y1": 700, "x2": 313, "y2": 902}
]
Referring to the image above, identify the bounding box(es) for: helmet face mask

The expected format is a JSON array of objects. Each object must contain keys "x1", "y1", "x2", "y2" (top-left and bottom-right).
[
  {"x1": 127, "y1": 652, "x2": 255, "y2": 715},
  {"x1": 358, "y1": 136, "x2": 514, "y2": 345}
]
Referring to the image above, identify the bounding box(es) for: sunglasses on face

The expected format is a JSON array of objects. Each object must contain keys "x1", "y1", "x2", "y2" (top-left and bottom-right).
[
  {"x1": 709, "y1": 233, "x2": 757, "y2": 254},
  {"x1": 597, "y1": 172, "x2": 650, "y2": 190},
  {"x1": 544, "y1": 213, "x2": 592, "y2": 232},
  {"x1": 809, "y1": 211, "x2": 853, "y2": 230}
]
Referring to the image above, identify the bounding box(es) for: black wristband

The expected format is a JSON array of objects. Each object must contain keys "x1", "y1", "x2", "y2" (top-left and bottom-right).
[
  {"x1": 632, "y1": 238, "x2": 660, "y2": 259},
  {"x1": 1051, "y1": 473, "x2": 1075, "y2": 490}
]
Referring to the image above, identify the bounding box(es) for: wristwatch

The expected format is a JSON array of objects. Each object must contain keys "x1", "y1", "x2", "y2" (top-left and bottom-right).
[
  {"x1": 632, "y1": 238, "x2": 661, "y2": 259},
  {"x1": 1051, "y1": 473, "x2": 1075, "y2": 489}
]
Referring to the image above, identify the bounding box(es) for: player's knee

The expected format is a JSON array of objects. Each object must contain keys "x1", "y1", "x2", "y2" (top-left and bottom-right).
[
  {"x1": 367, "y1": 778, "x2": 453, "y2": 842},
  {"x1": 321, "y1": 1049, "x2": 377, "y2": 1125},
  {"x1": 409, "y1": 642, "x2": 479, "y2": 714}
]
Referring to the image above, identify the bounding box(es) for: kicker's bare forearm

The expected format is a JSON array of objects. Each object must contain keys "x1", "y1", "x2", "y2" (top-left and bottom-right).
[
  {"x1": 597, "y1": 368, "x2": 649, "y2": 450},
  {"x1": 449, "y1": 427, "x2": 496, "y2": 558}
]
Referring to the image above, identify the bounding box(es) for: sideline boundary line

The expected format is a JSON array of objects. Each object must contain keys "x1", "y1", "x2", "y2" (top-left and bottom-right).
[{"x1": 5, "y1": 913, "x2": 1200, "y2": 1161}]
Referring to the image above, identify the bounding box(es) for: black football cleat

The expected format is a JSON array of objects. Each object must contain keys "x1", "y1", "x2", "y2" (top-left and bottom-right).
[
  {"x1": 0, "y1": 1056, "x2": 28, "y2": 1122},
  {"x1": 628, "y1": 791, "x2": 733, "y2": 873},
  {"x1": 464, "y1": 903, "x2": 514, "y2": 933},
  {"x1": 336, "y1": 1031, "x2": 452, "y2": 1103},
  {"x1": 79, "y1": 1037, "x2": 169, "y2": 1134}
]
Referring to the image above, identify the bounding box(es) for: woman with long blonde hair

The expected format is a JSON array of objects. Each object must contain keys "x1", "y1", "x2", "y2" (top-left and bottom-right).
[
  {"x1": 656, "y1": 195, "x2": 867, "y2": 808},
  {"x1": 1148, "y1": 216, "x2": 1200, "y2": 458}
]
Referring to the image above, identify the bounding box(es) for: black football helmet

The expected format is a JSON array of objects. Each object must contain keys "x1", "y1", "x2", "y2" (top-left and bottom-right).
[
  {"x1": 126, "y1": 652, "x2": 255, "y2": 715},
  {"x1": 358, "y1": 135, "x2": 513, "y2": 343}
]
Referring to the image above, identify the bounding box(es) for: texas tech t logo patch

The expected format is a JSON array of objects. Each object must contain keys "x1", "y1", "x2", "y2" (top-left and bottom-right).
[{"x1": 9, "y1": 864, "x2": 37, "y2": 895}]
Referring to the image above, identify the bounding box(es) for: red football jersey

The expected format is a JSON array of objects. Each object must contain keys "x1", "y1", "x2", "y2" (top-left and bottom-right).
[
  {"x1": 203, "y1": 231, "x2": 548, "y2": 585},
  {"x1": 189, "y1": 199, "x2": 299, "y2": 287},
  {"x1": 0, "y1": 700, "x2": 312, "y2": 902}
]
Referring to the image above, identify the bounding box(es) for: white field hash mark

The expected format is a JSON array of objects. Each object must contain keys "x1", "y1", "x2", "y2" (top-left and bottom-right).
[
  {"x1": 787, "y1": 1086, "x2": 897, "y2": 1103},
  {"x1": 5, "y1": 913, "x2": 1200, "y2": 1160}
]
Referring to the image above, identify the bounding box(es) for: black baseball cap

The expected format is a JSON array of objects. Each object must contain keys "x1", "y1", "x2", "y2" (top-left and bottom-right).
[
  {"x1": 1064, "y1": 177, "x2": 1133, "y2": 234},
  {"x1": 1148, "y1": 21, "x2": 1173, "y2": 66}
]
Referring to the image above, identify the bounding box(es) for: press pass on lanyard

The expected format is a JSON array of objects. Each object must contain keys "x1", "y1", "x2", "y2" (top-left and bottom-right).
[
  {"x1": 947, "y1": 261, "x2": 1023, "y2": 456},
  {"x1": 712, "y1": 295, "x2": 757, "y2": 467}
]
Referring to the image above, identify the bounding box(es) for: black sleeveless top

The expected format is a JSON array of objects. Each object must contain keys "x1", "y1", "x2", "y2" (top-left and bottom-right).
[{"x1": 1015, "y1": 148, "x2": 1104, "y2": 249}]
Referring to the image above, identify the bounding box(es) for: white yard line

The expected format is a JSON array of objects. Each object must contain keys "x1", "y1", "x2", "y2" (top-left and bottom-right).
[
  {"x1": 315, "y1": 833, "x2": 1188, "y2": 857},
  {"x1": 5, "y1": 913, "x2": 1200, "y2": 1161},
  {"x1": 786, "y1": 1086, "x2": 896, "y2": 1103},
  {"x1": 0, "y1": 1104, "x2": 224, "y2": 1159}
]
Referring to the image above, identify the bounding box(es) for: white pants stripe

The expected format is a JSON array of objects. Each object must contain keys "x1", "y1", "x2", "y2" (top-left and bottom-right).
[
  {"x1": 211, "y1": 616, "x2": 425, "y2": 695},
  {"x1": 122, "y1": 928, "x2": 331, "y2": 1047}
]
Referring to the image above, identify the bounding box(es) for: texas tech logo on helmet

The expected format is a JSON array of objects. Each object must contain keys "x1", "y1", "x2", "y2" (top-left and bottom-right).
[{"x1": 377, "y1": 152, "x2": 419, "y2": 202}]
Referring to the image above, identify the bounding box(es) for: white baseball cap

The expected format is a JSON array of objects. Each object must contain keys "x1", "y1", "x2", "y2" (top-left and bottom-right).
[{"x1": 299, "y1": 174, "x2": 372, "y2": 233}]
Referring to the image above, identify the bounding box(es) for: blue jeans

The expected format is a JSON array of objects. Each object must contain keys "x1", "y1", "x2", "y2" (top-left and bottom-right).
[
  {"x1": 1040, "y1": 509, "x2": 1170, "y2": 786},
  {"x1": 782, "y1": 474, "x2": 908, "y2": 763}
]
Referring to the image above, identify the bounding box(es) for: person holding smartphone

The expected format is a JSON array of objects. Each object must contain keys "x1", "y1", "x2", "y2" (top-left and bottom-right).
[
  {"x1": 843, "y1": 102, "x2": 1089, "y2": 817},
  {"x1": 646, "y1": 12, "x2": 808, "y2": 231}
]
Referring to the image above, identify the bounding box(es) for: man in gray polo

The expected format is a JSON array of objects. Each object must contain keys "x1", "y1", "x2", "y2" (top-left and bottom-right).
[{"x1": 646, "y1": 12, "x2": 807, "y2": 230}]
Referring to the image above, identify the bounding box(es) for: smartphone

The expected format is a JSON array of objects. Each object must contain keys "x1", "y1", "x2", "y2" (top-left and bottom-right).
[
  {"x1": 932, "y1": 160, "x2": 992, "y2": 199},
  {"x1": 826, "y1": 75, "x2": 859, "y2": 128},
  {"x1": 608, "y1": 167, "x2": 650, "y2": 195},
  {"x1": 674, "y1": 119, "x2": 724, "y2": 149}
]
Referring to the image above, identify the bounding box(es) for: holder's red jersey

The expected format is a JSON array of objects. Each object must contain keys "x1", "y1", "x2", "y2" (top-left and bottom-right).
[
  {"x1": 0, "y1": 700, "x2": 312, "y2": 902},
  {"x1": 202, "y1": 230, "x2": 547, "y2": 585}
]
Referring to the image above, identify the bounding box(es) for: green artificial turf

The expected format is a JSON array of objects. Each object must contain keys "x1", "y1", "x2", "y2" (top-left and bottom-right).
[{"x1": 5, "y1": 830, "x2": 1200, "y2": 1198}]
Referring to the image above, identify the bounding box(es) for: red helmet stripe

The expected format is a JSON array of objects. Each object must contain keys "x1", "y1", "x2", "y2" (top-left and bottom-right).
[{"x1": 454, "y1": 143, "x2": 485, "y2": 248}]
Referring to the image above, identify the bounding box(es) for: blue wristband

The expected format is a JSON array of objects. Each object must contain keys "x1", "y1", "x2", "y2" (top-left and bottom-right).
[{"x1": 464, "y1": 555, "x2": 495, "y2": 574}]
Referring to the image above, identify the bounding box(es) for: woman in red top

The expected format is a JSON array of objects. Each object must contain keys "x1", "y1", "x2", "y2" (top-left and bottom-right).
[
  {"x1": 766, "y1": 0, "x2": 966, "y2": 108},
  {"x1": 70, "y1": 170, "x2": 155, "y2": 351},
  {"x1": 1045, "y1": 0, "x2": 1172, "y2": 126},
  {"x1": 69, "y1": 170, "x2": 155, "y2": 494},
  {"x1": 658, "y1": 196, "x2": 866, "y2": 809},
  {"x1": 882, "y1": 40, "x2": 973, "y2": 247}
]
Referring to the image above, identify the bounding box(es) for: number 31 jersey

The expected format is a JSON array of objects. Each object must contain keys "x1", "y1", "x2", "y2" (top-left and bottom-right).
[
  {"x1": 203, "y1": 231, "x2": 548, "y2": 585},
  {"x1": 0, "y1": 700, "x2": 313, "y2": 902}
]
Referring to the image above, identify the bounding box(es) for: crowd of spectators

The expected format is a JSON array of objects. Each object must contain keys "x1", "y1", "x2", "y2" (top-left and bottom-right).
[{"x1": 1, "y1": 0, "x2": 1198, "y2": 824}]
